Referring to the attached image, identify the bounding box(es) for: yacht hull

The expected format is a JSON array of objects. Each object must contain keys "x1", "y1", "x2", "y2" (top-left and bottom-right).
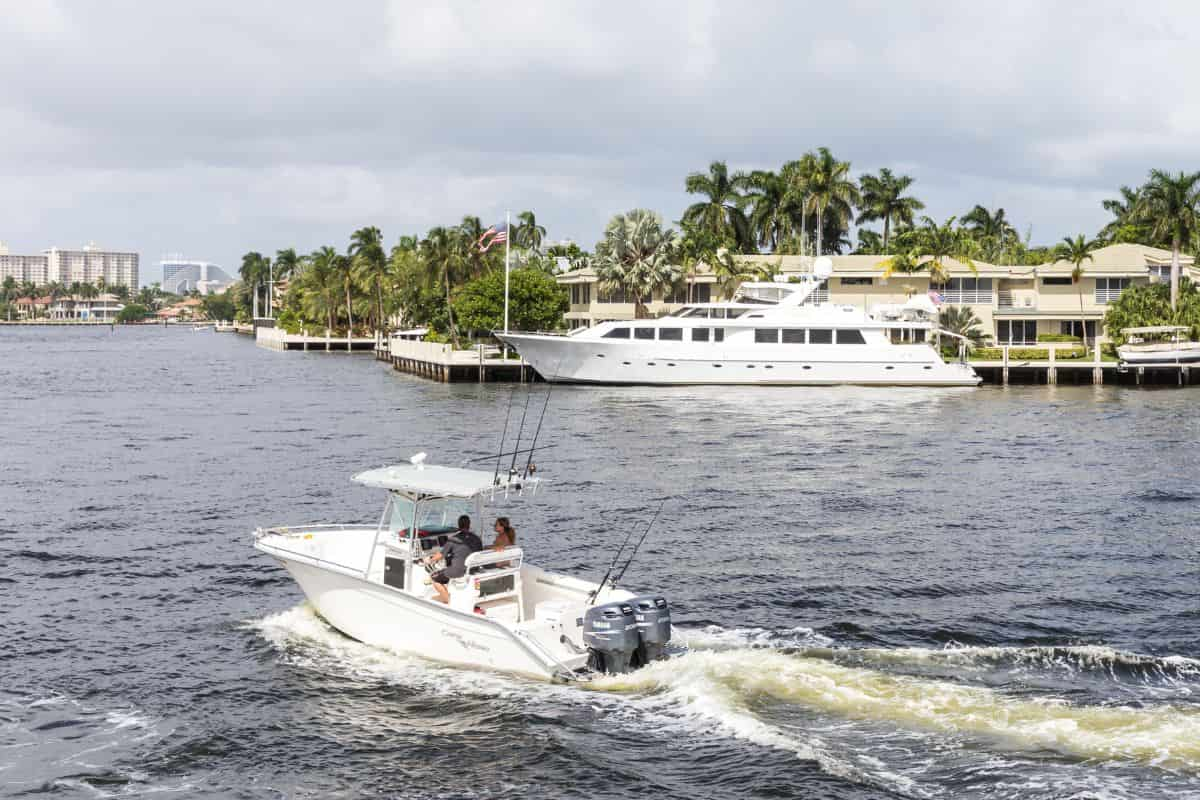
[
  {"x1": 499, "y1": 333, "x2": 981, "y2": 386},
  {"x1": 272, "y1": 555, "x2": 574, "y2": 680}
]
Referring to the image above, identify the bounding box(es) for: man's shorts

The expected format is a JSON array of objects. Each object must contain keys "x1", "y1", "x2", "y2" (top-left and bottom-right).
[{"x1": 431, "y1": 570, "x2": 450, "y2": 585}]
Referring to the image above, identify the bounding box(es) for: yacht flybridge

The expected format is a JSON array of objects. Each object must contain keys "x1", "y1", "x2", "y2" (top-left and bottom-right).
[
  {"x1": 498, "y1": 260, "x2": 980, "y2": 386},
  {"x1": 253, "y1": 456, "x2": 671, "y2": 681}
]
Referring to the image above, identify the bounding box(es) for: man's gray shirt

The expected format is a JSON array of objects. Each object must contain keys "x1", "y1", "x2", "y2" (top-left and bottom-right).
[{"x1": 441, "y1": 530, "x2": 483, "y2": 578}]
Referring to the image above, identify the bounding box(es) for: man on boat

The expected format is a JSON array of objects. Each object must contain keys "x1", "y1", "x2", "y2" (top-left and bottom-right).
[{"x1": 426, "y1": 515, "x2": 483, "y2": 604}]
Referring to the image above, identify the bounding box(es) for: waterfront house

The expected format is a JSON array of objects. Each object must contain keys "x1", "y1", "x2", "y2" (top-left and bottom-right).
[
  {"x1": 557, "y1": 243, "x2": 1198, "y2": 346},
  {"x1": 13, "y1": 295, "x2": 51, "y2": 319},
  {"x1": 48, "y1": 293, "x2": 125, "y2": 322}
]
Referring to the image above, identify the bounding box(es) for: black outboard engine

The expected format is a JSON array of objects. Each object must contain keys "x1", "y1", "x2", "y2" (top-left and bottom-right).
[
  {"x1": 582, "y1": 602, "x2": 639, "y2": 673},
  {"x1": 629, "y1": 595, "x2": 672, "y2": 666}
]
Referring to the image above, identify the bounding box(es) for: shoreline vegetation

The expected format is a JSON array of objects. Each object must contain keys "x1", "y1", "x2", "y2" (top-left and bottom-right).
[{"x1": 4, "y1": 156, "x2": 1198, "y2": 347}]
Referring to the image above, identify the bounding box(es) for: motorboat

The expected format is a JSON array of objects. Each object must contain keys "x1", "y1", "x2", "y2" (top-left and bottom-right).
[
  {"x1": 253, "y1": 455, "x2": 672, "y2": 681},
  {"x1": 497, "y1": 259, "x2": 980, "y2": 386},
  {"x1": 1117, "y1": 326, "x2": 1200, "y2": 365}
]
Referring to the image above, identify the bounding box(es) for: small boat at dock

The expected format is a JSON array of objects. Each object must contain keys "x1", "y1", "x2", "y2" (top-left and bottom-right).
[
  {"x1": 1117, "y1": 326, "x2": 1200, "y2": 365},
  {"x1": 253, "y1": 455, "x2": 673, "y2": 681}
]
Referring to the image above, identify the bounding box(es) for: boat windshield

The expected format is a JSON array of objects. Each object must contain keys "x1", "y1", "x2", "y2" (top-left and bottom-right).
[
  {"x1": 733, "y1": 286, "x2": 793, "y2": 304},
  {"x1": 383, "y1": 495, "x2": 475, "y2": 541}
]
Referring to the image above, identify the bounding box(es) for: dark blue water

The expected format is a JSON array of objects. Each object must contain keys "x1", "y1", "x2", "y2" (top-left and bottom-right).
[{"x1": 3, "y1": 326, "x2": 1199, "y2": 799}]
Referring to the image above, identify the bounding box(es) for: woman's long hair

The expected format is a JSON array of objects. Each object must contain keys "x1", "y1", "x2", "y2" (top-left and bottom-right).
[{"x1": 494, "y1": 516, "x2": 516, "y2": 544}]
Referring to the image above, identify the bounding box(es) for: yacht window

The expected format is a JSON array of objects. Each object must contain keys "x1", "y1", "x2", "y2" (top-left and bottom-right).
[
  {"x1": 634, "y1": 328, "x2": 655, "y2": 340},
  {"x1": 603, "y1": 327, "x2": 630, "y2": 339},
  {"x1": 781, "y1": 329, "x2": 806, "y2": 344},
  {"x1": 659, "y1": 328, "x2": 683, "y2": 341},
  {"x1": 692, "y1": 328, "x2": 709, "y2": 342},
  {"x1": 714, "y1": 328, "x2": 725, "y2": 343},
  {"x1": 694, "y1": 284, "x2": 712, "y2": 303},
  {"x1": 809, "y1": 329, "x2": 833, "y2": 344},
  {"x1": 726, "y1": 309, "x2": 747, "y2": 319},
  {"x1": 841, "y1": 277, "x2": 873, "y2": 286},
  {"x1": 836, "y1": 329, "x2": 867, "y2": 345},
  {"x1": 707, "y1": 308, "x2": 724, "y2": 319},
  {"x1": 754, "y1": 329, "x2": 779, "y2": 344},
  {"x1": 682, "y1": 307, "x2": 706, "y2": 317}
]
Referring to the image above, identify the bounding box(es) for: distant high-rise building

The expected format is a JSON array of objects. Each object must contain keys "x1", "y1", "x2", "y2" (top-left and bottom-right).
[
  {"x1": 160, "y1": 257, "x2": 234, "y2": 295},
  {"x1": 43, "y1": 244, "x2": 139, "y2": 288},
  {"x1": 0, "y1": 242, "x2": 50, "y2": 285}
]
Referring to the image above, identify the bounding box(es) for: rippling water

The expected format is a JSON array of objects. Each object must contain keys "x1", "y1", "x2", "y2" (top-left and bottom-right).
[{"x1": 3, "y1": 325, "x2": 1199, "y2": 799}]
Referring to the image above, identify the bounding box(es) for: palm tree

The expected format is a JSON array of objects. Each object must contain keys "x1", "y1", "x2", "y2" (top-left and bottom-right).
[
  {"x1": 421, "y1": 226, "x2": 463, "y2": 342},
  {"x1": 456, "y1": 216, "x2": 492, "y2": 280},
  {"x1": 1099, "y1": 185, "x2": 1140, "y2": 243},
  {"x1": 274, "y1": 248, "x2": 300, "y2": 281},
  {"x1": 961, "y1": 205, "x2": 1018, "y2": 260},
  {"x1": 593, "y1": 209, "x2": 679, "y2": 318},
  {"x1": 938, "y1": 305, "x2": 987, "y2": 349},
  {"x1": 302, "y1": 246, "x2": 342, "y2": 332},
  {"x1": 349, "y1": 226, "x2": 387, "y2": 334},
  {"x1": 803, "y1": 148, "x2": 860, "y2": 256},
  {"x1": 514, "y1": 211, "x2": 546, "y2": 254},
  {"x1": 1135, "y1": 169, "x2": 1200, "y2": 310},
  {"x1": 743, "y1": 170, "x2": 802, "y2": 251},
  {"x1": 682, "y1": 161, "x2": 752, "y2": 251},
  {"x1": 857, "y1": 169, "x2": 924, "y2": 253},
  {"x1": 239, "y1": 251, "x2": 268, "y2": 318},
  {"x1": 1054, "y1": 234, "x2": 1099, "y2": 347},
  {"x1": 878, "y1": 216, "x2": 975, "y2": 285}
]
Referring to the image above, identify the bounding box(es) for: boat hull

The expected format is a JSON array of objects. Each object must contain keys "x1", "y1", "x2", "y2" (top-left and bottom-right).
[
  {"x1": 1118, "y1": 345, "x2": 1200, "y2": 364},
  {"x1": 273, "y1": 556, "x2": 573, "y2": 680},
  {"x1": 498, "y1": 333, "x2": 981, "y2": 386}
]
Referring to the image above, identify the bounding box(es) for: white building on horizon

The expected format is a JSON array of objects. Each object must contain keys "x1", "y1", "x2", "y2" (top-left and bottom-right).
[
  {"x1": 160, "y1": 256, "x2": 234, "y2": 295},
  {"x1": 0, "y1": 241, "x2": 139, "y2": 288}
]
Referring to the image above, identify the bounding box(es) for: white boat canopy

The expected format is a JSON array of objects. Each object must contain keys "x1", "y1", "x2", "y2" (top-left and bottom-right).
[
  {"x1": 352, "y1": 458, "x2": 536, "y2": 499},
  {"x1": 1121, "y1": 325, "x2": 1191, "y2": 335}
]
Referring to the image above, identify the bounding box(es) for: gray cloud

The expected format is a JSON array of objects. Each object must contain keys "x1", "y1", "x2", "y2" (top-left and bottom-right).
[{"x1": 2, "y1": 0, "x2": 1198, "y2": 281}]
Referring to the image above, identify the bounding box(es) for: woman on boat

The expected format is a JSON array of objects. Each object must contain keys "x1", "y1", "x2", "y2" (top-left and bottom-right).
[{"x1": 491, "y1": 517, "x2": 516, "y2": 551}]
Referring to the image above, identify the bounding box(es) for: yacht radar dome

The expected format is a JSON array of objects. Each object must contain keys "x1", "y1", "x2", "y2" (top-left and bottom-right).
[
  {"x1": 410, "y1": 452, "x2": 427, "y2": 469},
  {"x1": 813, "y1": 256, "x2": 834, "y2": 279}
]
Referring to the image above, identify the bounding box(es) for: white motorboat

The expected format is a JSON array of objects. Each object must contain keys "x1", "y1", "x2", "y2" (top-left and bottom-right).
[
  {"x1": 1117, "y1": 326, "x2": 1200, "y2": 365},
  {"x1": 498, "y1": 261, "x2": 980, "y2": 387},
  {"x1": 253, "y1": 456, "x2": 671, "y2": 681}
]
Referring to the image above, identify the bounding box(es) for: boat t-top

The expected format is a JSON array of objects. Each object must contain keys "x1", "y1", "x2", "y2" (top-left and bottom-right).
[
  {"x1": 498, "y1": 259, "x2": 980, "y2": 386},
  {"x1": 1117, "y1": 326, "x2": 1200, "y2": 365},
  {"x1": 253, "y1": 455, "x2": 672, "y2": 681}
]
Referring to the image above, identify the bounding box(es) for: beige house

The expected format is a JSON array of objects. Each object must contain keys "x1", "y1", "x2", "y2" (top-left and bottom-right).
[{"x1": 559, "y1": 243, "x2": 1198, "y2": 345}]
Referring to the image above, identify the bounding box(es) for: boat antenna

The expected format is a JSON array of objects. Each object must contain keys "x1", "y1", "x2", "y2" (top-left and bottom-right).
[
  {"x1": 493, "y1": 385, "x2": 517, "y2": 486},
  {"x1": 507, "y1": 382, "x2": 535, "y2": 480},
  {"x1": 522, "y1": 356, "x2": 563, "y2": 479},
  {"x1": 612, "y1": 497, "x2": 668, "y2": 588}
]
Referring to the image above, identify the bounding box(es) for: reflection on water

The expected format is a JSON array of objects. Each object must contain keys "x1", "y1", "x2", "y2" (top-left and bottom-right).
[{"x1": 2, "y1": 326, "x2": 1199, "y2": 799}]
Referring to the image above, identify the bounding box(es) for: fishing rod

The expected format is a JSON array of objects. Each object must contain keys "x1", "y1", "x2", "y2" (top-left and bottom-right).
[
  {"x1": 612, "y1": 497, "x2": 668, "y2": 588},
  {"x1": 507, "y1": 382, "x2": 535, "y2": 479},
  {"x1": 493, "y1": 386, "x2": 517, "y2": 486},
  {"x1": 464, "y1": 444, "x2": 557, "y2": 465},
  {"x1": 522, "y1": 356, "x2": 564, "y2": 479}
]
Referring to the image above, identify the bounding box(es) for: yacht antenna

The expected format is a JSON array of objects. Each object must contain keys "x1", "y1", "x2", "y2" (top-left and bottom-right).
[
  {"x1": 522, "y1": 356, "x2": 563, "y2": 479},
  {"x1": 612, "y1": 497, "x2": 668, "y2": 588},
  {"x1": 493, "y1": 386, "x2": 517, "y2": 486}
]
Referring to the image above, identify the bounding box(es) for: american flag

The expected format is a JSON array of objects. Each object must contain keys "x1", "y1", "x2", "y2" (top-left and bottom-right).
[
  {"x1": 478, "y1": 222, "x2": 509, "y2": 253},
  {"x1": 927, "y1": 290, "x2": 944, "y2": 305}
]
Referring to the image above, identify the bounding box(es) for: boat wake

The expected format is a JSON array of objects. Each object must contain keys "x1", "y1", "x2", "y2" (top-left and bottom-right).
[{"x1": 250, "y1": 606, "x2": 1200, "y2": 798}]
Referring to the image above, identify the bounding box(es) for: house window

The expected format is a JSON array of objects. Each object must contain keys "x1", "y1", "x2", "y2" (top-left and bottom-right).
[
  {"x1": 713, "y1": 328, "x2": 725, "y2": 343},
  {"x1": 1042, "y1": 277, "x2": 1072, "y2": 286},
  {"x1": 694, "y1": 284, "x2": 712, "y2": 303},
  {"x1": 664, "y1": 285, "x2": 687, "y2": 304},
  {"x1": 1148, "y1": 265, "x2": 1171, "y2": 281},
  {"x1": 598, "y1": 287, "x2": 627, "y2": 304},
  {"x1": 665, "y1": 283, "x2": 709, "y2": 304},
  {"x1": 1095, "y1": 278, "x2": 1130, "y2": 303},
  {"x1": 659, "y1": 328, "x2": 683, "y2": 341},
  {"x1": 933, "y1": 278, "x2": 993, "y2": 304},
  {"x1": 634, "y1": 328, "x2": 655, "y2": 340},
  {"x1": 1060, "y1": 320, "x2": 1097, "y2": 339},
  {"x1": 840, "y1": 277, "x2": 873, "y2": 286},
  {"x1": 808, "y1": 329, "x2": 833, "y2": 344},
  {"x1": 569, "y1": 284, "x2": 593, "y2": 304},
  {"x1": 602, "y1": 327, "x2": 630, "y2": 339},
  {"x1": 754, "y1": 329, "x2": 779, "y2": 344},
  {"x1": 781, "y1": 329, "x2": 806, "y2": 344},
  {"x1": 692, "y1": 328, "x2": 709, "y2": 342},
  {"x1": 997, "y1": 320, "x2": 1037, "y2": 345},
  {"x1": 836, "y1": 329, "x2": 867, "y2": 344}
]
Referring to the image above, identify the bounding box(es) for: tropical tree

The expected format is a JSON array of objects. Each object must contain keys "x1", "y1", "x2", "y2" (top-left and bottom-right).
[
  {"x1": 334, "y1": 249, "x2": 357, "y2": 335},
  {"x1": 678, "y1": 221, "x2": 737, "y2": 301},
  {"x1": 239, "y1": 251, "x2": 269, "y2": 317},
  {"x1": 961, "y1": 205, "x2": 1018, "y2": 261},
  {"x1": 1054, "y1": 234, "x2": 1099, "y2": 346},
  {"x1": 301, "y1": 246, "x2": 344, "y2": 332},
  {"x1": 1135, "y1": 169, "x2": 1200, "y2": 310},
  {"x1": 1099, "y1": 185, "x2": 1145, "y2": 244},
  {"x1": 592, "y1": 209, "x2": 680, "y2": 318},
  {"x1": 1104, "y1": 277, "x2": 1200, "y2": 346},
  {"x1": 857, "y1": 168, "x2": 924, "y2": 253},
  {"x1": 743, "y1": 170, "x2": 800, "y2": 252},
  {"x1": 453, "y1": 268, "x2": 568, "y2": 334},
  {"x1": 421, "y1": 226, "x2": 464, "y2": 343},
  {"x1": 349, "y1": 226, "x2": 388, "y2": 334},
  {"x1": 939, "y1": 305, "x2": 987, "y2": 350},
  {"x1": 274, "y1": 248, "x2": 300, "y2": 282},
  {"x1": 514, "y1": 211, "x2": 546, "y2": 253},
  {"x1": 682, "y1": 161, "x2": 752, "y2": 251},
  {"x1": 878, "y1": 216, "x2": 976, "y2": 285},
  {"x1": 802, "y1": 147, "x2": 860, "y2": 256}
]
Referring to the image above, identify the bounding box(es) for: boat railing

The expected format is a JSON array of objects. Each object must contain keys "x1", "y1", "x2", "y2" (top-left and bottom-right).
[{"x1": 253, "y1": 523, "x2": 378, "y2": 541}]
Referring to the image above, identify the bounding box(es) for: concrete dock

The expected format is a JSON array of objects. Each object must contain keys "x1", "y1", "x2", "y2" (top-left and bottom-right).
[{"x1": 378, "y1": 337, "x2": 537, "y2": 382}]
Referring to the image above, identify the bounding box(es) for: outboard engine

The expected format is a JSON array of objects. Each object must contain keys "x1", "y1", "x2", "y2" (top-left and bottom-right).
[
  {"x1": 582, "y1": 602, "x2": 639, "y2": 673},
  {"x1": 629, "y1": 595, "x2": 672, "y2": 666}
]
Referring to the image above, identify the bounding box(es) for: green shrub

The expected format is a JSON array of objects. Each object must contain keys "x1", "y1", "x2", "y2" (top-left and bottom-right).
[
  {"x1": 1037, "y1": 333, "x2": 1081, "y2": 343},
  {"x1": 970, "y1": 346, "x2": 1087, "y2": 360},
  {"x1": 276, "y1": 308, "x2": 303, "y2": 334}
]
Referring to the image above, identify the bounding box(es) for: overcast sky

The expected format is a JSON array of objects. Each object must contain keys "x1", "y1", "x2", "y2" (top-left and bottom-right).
[{"x1": 2, "y1": 1, "x2": 1199, "y2": 284}]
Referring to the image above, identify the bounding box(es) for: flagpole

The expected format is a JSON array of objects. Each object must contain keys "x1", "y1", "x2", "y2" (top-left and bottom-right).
[{"x1": 503, "y1": 210, "x2": 511, "y2": 356}]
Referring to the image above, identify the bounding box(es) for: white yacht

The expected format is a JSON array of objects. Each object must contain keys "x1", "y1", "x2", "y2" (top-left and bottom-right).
[
  {"x1": 1117, "y1": 326, "x2": 1200, "y2": 365},
  {"x1": 499, "y1": 262, "x2": 980, "y2": 387},
  {"x1": 253, "y1": 456, "x2": 671, "y2": 682}
]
